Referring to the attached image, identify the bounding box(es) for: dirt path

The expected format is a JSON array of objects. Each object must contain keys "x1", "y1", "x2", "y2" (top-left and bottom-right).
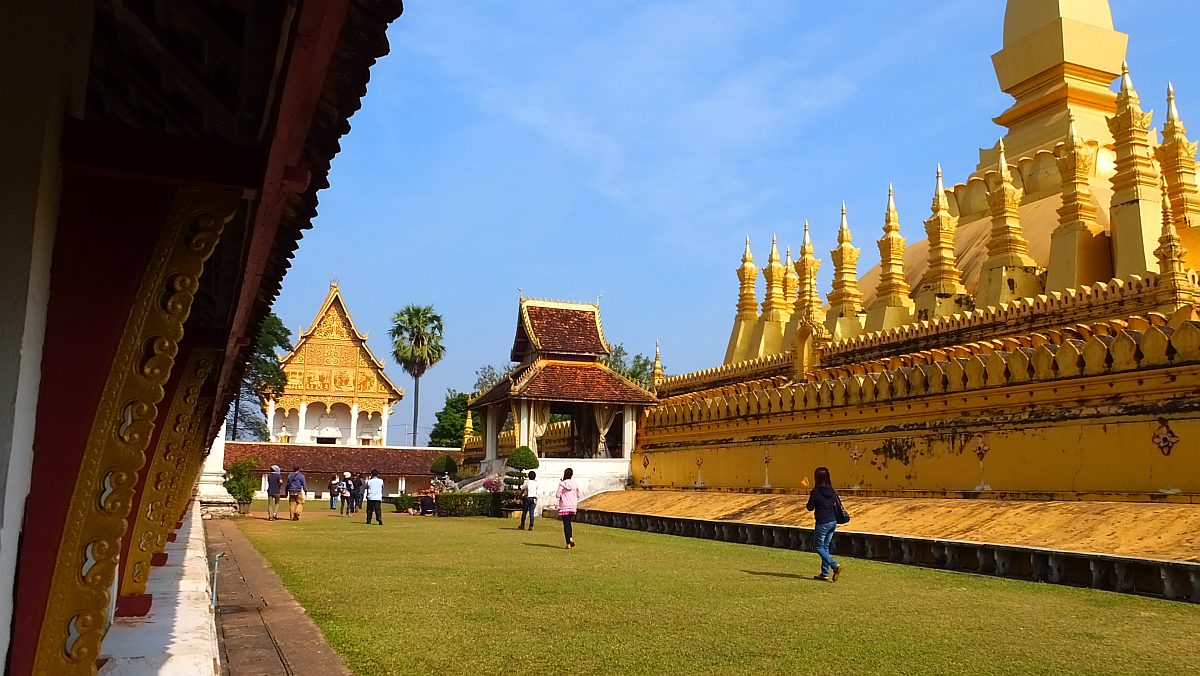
[{"x1": 581, "y1": 490, "x2": 1200, "y2": 562}]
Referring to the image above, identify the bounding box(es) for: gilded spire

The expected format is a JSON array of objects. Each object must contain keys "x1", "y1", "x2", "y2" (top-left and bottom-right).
[
  {"x1": 1156, "y1": 83, "x2": 1200, "y2": 231},
  {"x1": 874, "y1": 184, "x2": 911, "y2": 305},
  {"x1": 1054, "y1": 110, "x2": 1098, "y2": 235},
  {"x1": 919, "y1": 165, "x2": 966, "y2": 296},
  {"x1": 652, "y1": 340, "x2": 665, "y2": 388},
  {"x1": 735, "y1": 236, "x2": 759, "y2": 319},
  {"x1": 1156, "y1": 175, "x2": 1188, "y2": 278},
  {"x1": 762, "y1": 234, "x2": 788, "y2": 316},
  {"x1": 827, "y1": 205, "x2": 863, "y2": 319},
  {"x1": 983, "y1": 139, "x2": 1035, "y2": 271},
  {"x1": 783, "y1": 247, "x2": 799, "y2": 306},
  {"x1": 794, "y1": 220, "x2": 823, "y2": 322},
  {"x1": 1108, "y1": 61, "x2": 1163, "y2": 277}
]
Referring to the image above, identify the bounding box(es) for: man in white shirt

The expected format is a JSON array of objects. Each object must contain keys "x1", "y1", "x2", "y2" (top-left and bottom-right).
[
  {"x1": 519, "y1": 471, "x2": 539, "y2": 531},
  {"x1": 364, "y1": 469, "x2": 385, "y2": 525}
]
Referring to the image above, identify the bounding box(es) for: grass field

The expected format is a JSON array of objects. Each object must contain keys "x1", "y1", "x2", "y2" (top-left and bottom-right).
[{"x1": 238, "y1": 510, "x2": 1200, "y2": 675}]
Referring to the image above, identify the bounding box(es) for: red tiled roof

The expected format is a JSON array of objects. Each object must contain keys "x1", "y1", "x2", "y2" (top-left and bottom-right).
[
  {"x1": 514, "y1": 360, "x2": 657, "y2": 405},
  {"x1": 224, "y1": 442, "x2": 462, "y2": 476},
  {"x1": 511, "y1": 302, "x2": 609, "y2": 360}
]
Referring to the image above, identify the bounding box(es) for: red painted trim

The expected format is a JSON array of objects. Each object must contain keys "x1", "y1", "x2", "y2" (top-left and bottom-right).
[
  {"x1": 115, "y1": 595, "x2": 154, "y2": 618},
  {"x1": 150, "y1": 553, "x2": 168, "y2": 567}
]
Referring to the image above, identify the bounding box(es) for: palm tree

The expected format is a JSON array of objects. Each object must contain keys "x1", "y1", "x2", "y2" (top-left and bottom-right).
[{"x1": 389, "y1": 305, "x2": 446, "y2": 445}]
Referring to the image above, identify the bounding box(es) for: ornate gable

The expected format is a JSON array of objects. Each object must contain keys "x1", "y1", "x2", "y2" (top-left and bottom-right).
[{"x1": 273, "y1": 283, "x2": 403, "y2": 412}]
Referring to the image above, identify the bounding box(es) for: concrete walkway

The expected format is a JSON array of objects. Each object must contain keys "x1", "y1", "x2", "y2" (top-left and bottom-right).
[{"x1": 206, "y1": 519, "x2": 349, "y2": 676}]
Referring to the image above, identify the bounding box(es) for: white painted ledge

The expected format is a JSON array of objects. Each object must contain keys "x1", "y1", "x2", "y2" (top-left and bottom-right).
[{"x1": 100, "y1": 500, "x2": 219, "y2": 675}]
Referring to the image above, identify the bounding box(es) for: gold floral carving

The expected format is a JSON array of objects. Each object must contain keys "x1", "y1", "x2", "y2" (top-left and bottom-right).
[
  {"x1": 33, "y1": 189, "x2": 239, "y2": 674},
  {"x1": 120, "y1": 349, "x2": 215, "y2": 597}
]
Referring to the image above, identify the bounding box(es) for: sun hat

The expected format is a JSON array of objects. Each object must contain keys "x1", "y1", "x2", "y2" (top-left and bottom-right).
[{"x1": 344, "y1": 471, "x2": 351, "y2": 478}]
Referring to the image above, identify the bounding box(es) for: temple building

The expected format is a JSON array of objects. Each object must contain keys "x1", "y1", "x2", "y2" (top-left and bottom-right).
[
  {"x1": 268, "y1": 282, "x2": 404, "y2": 446},
  {"x1": 0, "y1": 1, "x2": 404, "y2": 672},
  {"x1": 463, "y1": 298, "x2": 658, "y2": 502},
  {"x1": 639, "y1": 0, "x2": 1200, "y2": 504}
]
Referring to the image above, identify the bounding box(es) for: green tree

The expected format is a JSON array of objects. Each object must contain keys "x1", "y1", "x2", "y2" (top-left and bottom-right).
[
  {"x1": 429, "y1": 390, "x2": 469, "y2": 448},
  {"x1": 431, "y1": 453, "x2": 458, "y2": 477},
  {"x1": 228, "y1": 313, "x2": 292, "y2": 440},
  {"x1": 603, "y1": 343, "x2": 654, "y2": 390},
  {"x1": 473, "y1": 364, "x2": 512, "y2": 393},
  {"x1": 389, "y1": 305, "x2": 446, "y2": 446}
]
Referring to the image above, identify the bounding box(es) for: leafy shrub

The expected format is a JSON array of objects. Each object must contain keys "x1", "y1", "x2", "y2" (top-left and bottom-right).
[
  {"x1": 436, "y1": 492, "x2": 501, "y2": 517},
  {"x1": 393, "y1": 494, "x2": 415, "y2": 512},
  {"x1": 224, "y1": 457, "x2": 259, "y2": 503},
  {"x1": 507, "y1": 446, "x2": 539, "y2": 471},
  {"x1": 431, "y1": 453, "x2": 458, "y2": 478}
]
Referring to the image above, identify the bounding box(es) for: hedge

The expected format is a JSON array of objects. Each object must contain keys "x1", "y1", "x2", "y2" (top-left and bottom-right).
[
  {"x1": 436, "y1": 492, "x2": 501, "y2": 517},
  {"x1": 393, "y1": 494, "x2": 415, "y2": 512}
]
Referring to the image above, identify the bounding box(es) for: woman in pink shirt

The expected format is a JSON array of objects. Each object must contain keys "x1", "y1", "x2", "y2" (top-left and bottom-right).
[{"x1": 555, "y1": 467, "x2": 581, "y2": 549}]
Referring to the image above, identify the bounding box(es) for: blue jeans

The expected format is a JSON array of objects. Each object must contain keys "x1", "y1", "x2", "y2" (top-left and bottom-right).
[
  {"x1": 519, "y1": 497, "x2": 537, "y2": 528},
  {"x1": 329, "y1": 493, "x2": 338, "y2": 509},
  {"x1": 814, "y1": 520, "x2": 839, "y2": 577}
]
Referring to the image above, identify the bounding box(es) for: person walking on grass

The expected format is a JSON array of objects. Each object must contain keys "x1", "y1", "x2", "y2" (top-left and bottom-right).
[
  {"x1": 286, "y1": 465, "x2": 307, "y2": 521},
  {"x1": 556, "y1": 467, "x2": 581, "y2": 549},
  {"x1": 806, "y1": 466, "x2": 843, "y2": 582},
  {"x1": 266, "y1": 465, "x2": 284, "y2": 521},
  {"x1": 328, "y1": 475, "x2": 340, "y2": 510},
  {"x1": 365, "y1": 469, "x2": 384, "y2": 525},
  {"x1": 352, "y1": 472, "x2": 366, "y2": 514},
  {"x1": 340, "y1": 472, "x2": 353, "y2": 516},
  {"x1": 519, "y1": 470, "x2": 539, "y2": 531}
]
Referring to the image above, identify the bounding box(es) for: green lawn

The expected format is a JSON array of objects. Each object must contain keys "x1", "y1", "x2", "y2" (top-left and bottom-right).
[{"x1": 238, "y1": 511, "x2": 1200, "y2": 675}]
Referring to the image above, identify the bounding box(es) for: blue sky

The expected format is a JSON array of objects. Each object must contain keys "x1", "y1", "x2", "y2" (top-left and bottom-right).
[{"x1": 272, "y1": 0, "x2": 1200, "y2": 444}]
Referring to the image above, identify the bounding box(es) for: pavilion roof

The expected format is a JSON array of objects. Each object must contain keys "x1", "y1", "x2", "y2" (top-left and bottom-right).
[
  {"x1": 470, "y1": 358, "x2": 657, "y2": 409},
  {"x1": 511, "y1": 299, "x2": 610, "y2": 362}
]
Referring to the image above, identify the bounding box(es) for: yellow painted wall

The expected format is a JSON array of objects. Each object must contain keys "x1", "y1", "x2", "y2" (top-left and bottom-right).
[{"x1": 635, "y1": 367, "x2": 1199, "y2": 497}]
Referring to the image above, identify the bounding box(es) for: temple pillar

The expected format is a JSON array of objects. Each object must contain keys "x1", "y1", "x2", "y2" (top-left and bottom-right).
[
  {"x1": 517, "y1": 400, "x2": 531, "y2": 448},
  {"x1": 0, "y1": 1, "x2": 90, "y2": 662},
  {"x1": 485, "y1": 405, "x2": 499, "y2": 472},
  {"x1": 197, "y1": 421, "x2": 237, "y2": 515},
  {"x1": 380, "y1": 405, "x2": 390, "y2": 446},
  {"x1": 266, "y1": 398, "x2": 277, "y2": 441},
  {"x1": 350, "y1": 403, "x2": 359, "y2": 445},
  {"x1": 297, "y1": 401, "x2": 309, "y2": 443},
  {"x1": 622, "y1": 405, "x2": 636, "y2": 459}
]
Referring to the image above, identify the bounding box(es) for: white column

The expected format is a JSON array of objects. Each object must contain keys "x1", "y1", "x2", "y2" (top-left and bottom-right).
[
  {"x1": 297, "y1": 401, "x2": 308, "y2": 443},
  {"x1": 380, "y1": 405, "x2": 390, "y2": 446},
  {"x1": 350, "y1": 403, "x2": 359, "y2": 445},
  {"x1": 622, "y1": 405, "x2": 636, "y2": 459},
  {"x1": 485, "y1": 405, "x2": 499, "y2": 470},
  {"x1": 266, "y1": 399, "x2": 277, "y2": 441},
  {"x1": 197, "y1": 421, "x2": 237, "y2": 510},
  {"x1": 518, "y1": 400, "x2": 531, "y2": 448}
]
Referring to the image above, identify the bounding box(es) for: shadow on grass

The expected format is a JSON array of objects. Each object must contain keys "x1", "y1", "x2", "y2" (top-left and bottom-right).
[
  {"x1": 740, "y1": 569, "x2": 812, "y2": 580},
  {"x1": 523, "y1": 543, "x2": 565, "y2": 550}
]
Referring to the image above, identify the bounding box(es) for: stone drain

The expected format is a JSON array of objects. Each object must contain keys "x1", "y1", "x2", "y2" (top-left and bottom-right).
[{"x1": 577, "y1": 509, "x2": 1200, "y2": 603}]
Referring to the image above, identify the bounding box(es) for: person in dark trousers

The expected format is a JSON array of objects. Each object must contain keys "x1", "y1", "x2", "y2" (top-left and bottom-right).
[
  {"x1": 266, "y1": 465, "x2": 284, "y2": 521},
  {"x1": 364, "y1": 469, "x2": 384, "y2": 525},
  {"x1": 286, "y1": 465, "x2": 307, "y2": 521},
  {"x1": 555, "y1": 467, "x2": 580, "y2": 549},
  {"x1": 518, "y1": 470, "x2": 539, "y2": 531},
  {"x1": 352, "y1": 472, "x2": 366, "y2": 513},
  {"x1": 340, "y1": 472, "x2": 353, "y2": 516},
  {"x1": 418, "y1": 492, "x2": 435, "y2": 516},
  {"x1": 805, "y1": 466, "x2": 842, "y2": 582},
  {"x1": 328, "y1": 475, "x2": 340, "y2": 510}
]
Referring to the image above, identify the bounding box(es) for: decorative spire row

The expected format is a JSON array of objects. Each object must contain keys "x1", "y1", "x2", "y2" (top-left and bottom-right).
[
  {"x1": 795, "y1": 221, "x2": 824, "y2": 326},
  {"x1": 736, "y1": 236, "x2": 759, "y2": 319},
  {"x1": 761, "y1": 235, "x2": 789, "y2": 317},
  {"x1": 874, "y1": 185, "x2": 911, "y2": 304},
  {"x1": 918, "y1": 166, "x2": 966, "y2": 296},
  {"x1": 979, "y1": 139, "x2": 1043, "y2": 307}
]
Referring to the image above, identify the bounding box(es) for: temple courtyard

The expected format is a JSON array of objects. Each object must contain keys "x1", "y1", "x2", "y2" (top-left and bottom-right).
[{"x1": 225, "y1": 507, "x2": 1200, "y2": 675}]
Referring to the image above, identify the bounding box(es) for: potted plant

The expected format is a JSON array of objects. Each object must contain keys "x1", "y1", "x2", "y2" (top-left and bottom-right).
[
  {"x1": 501, "y1": 446, "x2": 539, "y2": 516},
  {"x1": 223, "y1": 456, "x2": 260, "y2": 515}
]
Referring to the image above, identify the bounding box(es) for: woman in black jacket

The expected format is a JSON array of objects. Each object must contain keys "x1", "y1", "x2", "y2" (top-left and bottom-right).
[{"x1": 805, "y1": 466, "x2": 842, "y2": 582}]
